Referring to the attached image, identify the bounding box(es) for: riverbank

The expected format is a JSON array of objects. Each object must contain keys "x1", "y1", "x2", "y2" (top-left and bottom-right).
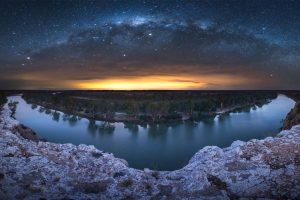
[
  {"x1": 22, "y1": 91, "x2": 276, "y2": 123},
  {"x1": 283, "y1": 101, "x2": 300, "y2": 130},
  {"x1": 1, "y1": 101, "x2": 300, "y2": 199},
  {"x1": 21, "y1": 97, "x2": 271, "y2": 124}
]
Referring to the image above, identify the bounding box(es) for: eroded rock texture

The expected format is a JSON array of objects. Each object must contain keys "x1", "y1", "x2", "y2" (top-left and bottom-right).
[{"x1": 0, "y1": 106, "x2": 300, "y2": 199}]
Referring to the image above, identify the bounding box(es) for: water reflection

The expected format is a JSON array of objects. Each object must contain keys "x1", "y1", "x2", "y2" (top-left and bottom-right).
[
  {"x1": 68, "y1": 115, "x2": 78, "y2": 126},
  {"x1": 8, "y1": 94, "x2": 295, "y2": 170},
  {"x1": 31, "y1": 104, "x2": 38, "y2": 110},
  {"x1": 39, "y1": 107, "x2": 45, "y2": 113},
  {"x1": 88, "y1": 119, "x2": 98, "y2": 136},
  {"x1": 62, "y1": 114, "x2": 69, "y2": 121},
  {"x1": 52, "y1": 111, "x2": 60, "y2": 122},
  {"x1": 124, "y1": 122, "x2": 139, "y2": 134},
  {"x1": 98, "y1": 122, "x2": 115, "y2": 135},
  {"x1": 147, "y1": 123, "x2": 169, "y2": 143},
  {"x1": 45, "y1": 109, "x2": 52, "y2": 115}
]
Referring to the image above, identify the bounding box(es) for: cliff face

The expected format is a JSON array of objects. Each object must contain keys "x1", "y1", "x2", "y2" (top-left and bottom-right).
[
  {"x1": 283, "y1": 101, "x2": 300, "y2": 130},
  {"x1": 1, "y1": 105, "x2": 300, "y2": 199}
]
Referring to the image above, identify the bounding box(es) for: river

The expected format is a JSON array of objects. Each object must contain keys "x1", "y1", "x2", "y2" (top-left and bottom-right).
[{"x1": 7, "y1": 94, "x2": 295, "y2": 170}]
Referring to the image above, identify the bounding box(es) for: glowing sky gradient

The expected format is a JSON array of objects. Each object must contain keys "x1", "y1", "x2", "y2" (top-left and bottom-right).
[{"x1": 0, "y1": 0, "x2": 300, "y2": 90}]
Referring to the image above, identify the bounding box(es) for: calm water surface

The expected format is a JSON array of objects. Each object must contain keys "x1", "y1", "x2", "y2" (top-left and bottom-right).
[{"x1": 8, "y1": 94, "x2": 295, "y2": 170}]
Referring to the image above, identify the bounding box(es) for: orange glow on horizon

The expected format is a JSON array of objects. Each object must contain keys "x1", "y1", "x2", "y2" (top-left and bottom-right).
[
  {"x1": 13, "y1": 72, "x2": 253, "y2": 90},
  {"x1": 74, "y1": 74, "x2": 250, "y2": 90},
  {"x1": 77, "y1": 76, "x2": 206, "y2": 90}
]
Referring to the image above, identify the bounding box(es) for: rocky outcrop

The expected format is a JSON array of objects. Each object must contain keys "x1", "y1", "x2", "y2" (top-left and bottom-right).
[
  {"x1": 0, "y1": 105, "x2": 300, "y2": 199},
  {"x1": 283, "y1": 101, "x2": 300, "y2": 130},
  {"x1": 11, "y1": 124, "x2": 40, "y2": 142}
]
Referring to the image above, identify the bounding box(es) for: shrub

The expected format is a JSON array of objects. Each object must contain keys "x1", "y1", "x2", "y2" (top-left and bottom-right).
[
  {"x1": 118, "y1": 178, "x2": 133, "y2": 187},
  {"x1": 0, "y1": 92, "x2": 7, "y2": 106}
]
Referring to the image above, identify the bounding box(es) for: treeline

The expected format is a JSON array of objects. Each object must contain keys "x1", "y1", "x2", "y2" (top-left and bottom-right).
[
  {"x1": 281, "y1": 91, "x2": 300, "y2": 102},
  {"x1": 22, "y1": 90, "x2": 278, "y2": 101},
  {"x1": 22, "y1": 91, "x2": 277, "y2": 122},
  {"x1": 0, "y1": 91, "x2": 7, "y2": 106}
]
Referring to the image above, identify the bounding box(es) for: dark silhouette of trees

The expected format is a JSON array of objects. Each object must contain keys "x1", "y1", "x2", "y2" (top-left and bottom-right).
[
  {"x1": 8, "y1": 101, "x2": 18, "y2": 118},
  {"x1": 22, "y1": 91, "x2": 277, "y2": 123},
  {"x1": 0, "y1": 92, "x2": 7, "y2": 106}
]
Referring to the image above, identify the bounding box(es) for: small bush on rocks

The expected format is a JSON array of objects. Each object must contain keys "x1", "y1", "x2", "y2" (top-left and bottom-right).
[
  {"x1": 113, "y1": 171, "x2": 125, "y2": 178},
  {"x1": 91, "y1": 152, "x2": 103, "y2": 158},
  {"x1": 119, "y1": 178, "x2": 133, "y2": 187},
  {"x1": 151, "y1": 171, "x2": 160, "y2": 179}
]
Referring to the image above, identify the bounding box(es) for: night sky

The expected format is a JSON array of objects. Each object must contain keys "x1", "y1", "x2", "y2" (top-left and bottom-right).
[{"x1": 1, "y1": 0, "x2": 300, "y2": 90}]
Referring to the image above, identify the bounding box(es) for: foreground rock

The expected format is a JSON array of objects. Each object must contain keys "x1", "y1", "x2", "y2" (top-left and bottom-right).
[
  {"x1": 0, "y1": 106, "x2": 300, "y2": 199},
  {"x1": 11, "y1": 124, "x2": 40, "y2": 142}
]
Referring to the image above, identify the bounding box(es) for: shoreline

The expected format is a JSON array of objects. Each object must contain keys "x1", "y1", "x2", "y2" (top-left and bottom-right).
[
  {"x1": 20, "y1": 94, "x2": 273, "y2": 124},
  {"x1": 1, "y1": 102, "x2": 300, "y2": 199}
]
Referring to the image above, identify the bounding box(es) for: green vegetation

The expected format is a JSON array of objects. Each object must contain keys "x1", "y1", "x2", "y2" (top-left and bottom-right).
[
  {"x1": 292, "y1": 101, "x2": 300, "y2": 116},
  {"x1": 0, "y1": 92, "x2": 7, "y2": 106},
  {"x1": 151, "y1": 171, "x2": 160, "y2": 179},
  {"x1": 22, "y1": 91, "x2": 277, "y2": 123},
  {"x1": 118, "y1": 178, "x2": 133, "y2": 187},
  {"x1": 8, "y1": 101, "x2": 18, "y2": 118},
  {"x1": 287, "y1": 102, "x2": 300, "y2": 120},
  {"x1": 283, "y1": 101, "x2": 300, "y2": 129}
]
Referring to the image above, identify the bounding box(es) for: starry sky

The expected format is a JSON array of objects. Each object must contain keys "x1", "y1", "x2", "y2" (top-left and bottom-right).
[{"x1": 1, "y1": 0, "x2": 300, "y2": 90}]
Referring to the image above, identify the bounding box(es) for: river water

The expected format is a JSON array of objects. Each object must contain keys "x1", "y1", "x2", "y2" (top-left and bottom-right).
[{"x1": 7, "y1": 94, "x2": 295, "y2": 170}]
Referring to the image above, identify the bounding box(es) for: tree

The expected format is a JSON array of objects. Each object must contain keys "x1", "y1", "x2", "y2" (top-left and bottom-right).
[
  {"x1": 126, "y1": 101, "x2": 139, "y2": 116},
  {"x1": 0, "y1": 92, "x2": 7, "y2": 106}
]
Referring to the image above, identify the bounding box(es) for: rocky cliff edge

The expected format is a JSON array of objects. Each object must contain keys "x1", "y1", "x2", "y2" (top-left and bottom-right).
[{"x1": 1, "y1": 105, "x2": 300, "y2": 199}]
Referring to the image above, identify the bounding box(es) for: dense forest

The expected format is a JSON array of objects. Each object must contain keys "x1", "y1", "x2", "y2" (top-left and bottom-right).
[
  {"x1": 22, "y1": 91, "x2": 277, "y2": 122},
  {"x1": 0, "y1": 92, "x2": 7, "y2": 106}
]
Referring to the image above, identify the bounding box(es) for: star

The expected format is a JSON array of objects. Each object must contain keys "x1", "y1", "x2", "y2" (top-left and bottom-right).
[{"x1": 0, "y1": 0, "x2": 299, "y2": 90}]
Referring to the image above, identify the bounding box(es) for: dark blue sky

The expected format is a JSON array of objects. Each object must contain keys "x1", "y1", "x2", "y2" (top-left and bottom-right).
[{"x1": 0, "y1": 0, "x2": 300, "y2": 89}]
